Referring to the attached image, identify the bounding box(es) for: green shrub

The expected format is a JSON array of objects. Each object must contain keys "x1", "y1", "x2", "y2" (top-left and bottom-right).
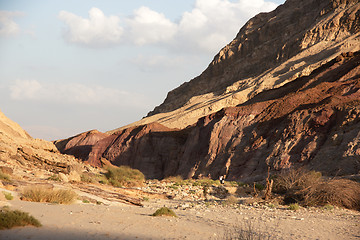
[
  {"x1": 21, "y1": 187, "x2": 77, "y2": 204},
  {"x1": 3, "y1": 191, "x2": 13, "y2": 200},
  {"x1": 152, "y1": 207, "x2": 177, "y2": 217},
  {"x1": 0, "y1": 207, "x2": 41, "y2": 230},
  {"x1": 288, "y1": 203, "x2": 300, "y2": 211},
  {"x1": 82, "y1": 199, "x2": 90, "y2": 203},
  {"x1": 105, "y1": 166, "x2": 145, "y2": 188}
]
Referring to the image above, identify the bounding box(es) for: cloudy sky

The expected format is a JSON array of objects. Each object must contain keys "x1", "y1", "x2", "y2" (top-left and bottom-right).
[{"x1": 0, "y1": 0, "x2": 284, "y2": 141}]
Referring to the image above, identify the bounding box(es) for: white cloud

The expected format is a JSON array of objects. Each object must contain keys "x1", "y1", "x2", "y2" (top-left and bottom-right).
[
  {"x1": 126, "y1": 6, "x2": 177, "y2": 45},
  {"x1": 0, "y1": 11, "x2": 23, "y2": 37},
  {"x1": 58, "y1": 7, "x2": 123, "y2": 47},
  {"x1": 175, "y1": 0, "x2": 278, "y2": 52},
  {"x1": 9, "y1": 79, "x2": 149, "y2": 108},
  {"x1": 58, "y1": 0, "x2": 278, "y2": 52}
]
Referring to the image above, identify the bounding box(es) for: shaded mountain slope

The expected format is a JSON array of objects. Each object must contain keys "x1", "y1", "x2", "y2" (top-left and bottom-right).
[{"x1": 56, "y1": 51, "x2": 360, "y2": 181}]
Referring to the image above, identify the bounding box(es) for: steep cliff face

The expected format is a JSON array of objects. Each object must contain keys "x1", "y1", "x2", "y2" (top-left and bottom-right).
[
  {"x1": 112, "y1": 0, "x2": 359, "y2": 132},
  {"x1": 58, "y1": 51, "x2": 360, "y2": 181}
]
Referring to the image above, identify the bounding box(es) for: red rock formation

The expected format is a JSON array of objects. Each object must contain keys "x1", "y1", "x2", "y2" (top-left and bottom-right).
[{"x1": 58, "y1": 52, "x2": 360, "y2": 181}]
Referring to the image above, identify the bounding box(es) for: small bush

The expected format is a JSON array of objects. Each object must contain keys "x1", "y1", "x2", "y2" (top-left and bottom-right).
[
  {"x1": 82, "y1": 199, "x2": 90, "y2": 203},
  {"x1": 47, "y1": 174, "x2": 61, "y2": 182},
  {"x1": 21, "y1": 187, "x2": 77, "y2": 204},
  {"x1": 223, "y1": 221, "x2": 272, "y2": 240},
  {"x1": 273, "y1": 168, "x2": 322, "y2": 194},
  {"x1": 143, "y1": 197, "x2": 149, "y2": 201},
  {"x1": 223, "y1": 195, "x2": 239, "y2": 206},
  {"x1": 288, "y1": 203, "x2": 300, "y2": 211},
  {"x1": 3, "y1": 191, "x2": 13, "y2": 200},
  {"x1": 322, "y1": 204, "x2": 334, "y2": 211},
  {"x1": 105, "y1": 166, "x2": 145, "y2": 188},
  {"x1": 152, "y1": 207, "x2": 177, "y2": 217},
  {"x1": 0, "y1": 207, "x2": 41, "y2": 230},
  {"x1": 302, "y1": 179, "x2": 360, "y2": 210}
]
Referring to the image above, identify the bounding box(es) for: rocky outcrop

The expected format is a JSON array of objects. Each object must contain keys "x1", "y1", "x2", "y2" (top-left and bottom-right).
[
  {"x1": 58, "y1": 51, "x2": 360, "y2": 181},
  {"x1": 0, "y1": 110, "x2": 92, "y2": 180},
  {"x1": 111, "y1": 0, "x2": 360, "y2": 132},
  {"x1": 54, "y1": 130, "x2": 109, "y2": 161}
]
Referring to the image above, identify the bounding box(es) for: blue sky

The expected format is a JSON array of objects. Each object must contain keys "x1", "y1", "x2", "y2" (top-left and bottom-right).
[{"x1": 0, "y1": 0, "x2": 285, "y2": 140}]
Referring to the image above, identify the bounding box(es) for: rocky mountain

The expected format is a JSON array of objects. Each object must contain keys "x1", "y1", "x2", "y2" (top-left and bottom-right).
[
  {"x1": 55, "y1": 0, "x2": 360, "y2": 181},
  {"x1": 0, "y1": 110, "x2": 91, "y2": 182},
  {"x1": 111, "y1": 0, "x2": 360, "y2": 132}
]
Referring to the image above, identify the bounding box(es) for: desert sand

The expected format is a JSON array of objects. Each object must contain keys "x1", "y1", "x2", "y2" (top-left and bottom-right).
[{"x1": 1, "y1": 184, "x2": 359, "y2": 240}]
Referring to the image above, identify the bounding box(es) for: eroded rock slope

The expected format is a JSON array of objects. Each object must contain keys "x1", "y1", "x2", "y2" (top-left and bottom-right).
[
  {"x1": 112, "y1": 0, "x2": 360, "y2": 131},
  {"x1": 56, "y1": 51, "x2": 360, "y2": 181}
]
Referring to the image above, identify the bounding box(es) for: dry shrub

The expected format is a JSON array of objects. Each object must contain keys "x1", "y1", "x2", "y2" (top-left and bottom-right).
[
  {"x1": 105, "y1": 166, "x2": 145, "y2": 188},
  {"x1": 273, "y1": 168, "x2": 322, "y2": 194},
  {"x1": 162, "y1": 175, "x2": 183, "y2": 183},
  {"x1": 0, "y1": 207, "x2": 41, "y2": 230},
  {"x1": 303, "y1": 179, "x2": 360, "y2": 210},
  {"x1": 21, "y1": 187, "x2": 77, "y2": 204},
  {"x1": 223, "y1": 220, "x2": 273, "y2": 240},
  {"x1": 274, "y1": 168, "x2": 360, "y2": 210}
]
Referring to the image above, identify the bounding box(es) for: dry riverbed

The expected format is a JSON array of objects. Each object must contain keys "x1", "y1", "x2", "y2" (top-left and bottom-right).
[{"x1": 0, "y1": 183, "x2": 359, "y2": 240}]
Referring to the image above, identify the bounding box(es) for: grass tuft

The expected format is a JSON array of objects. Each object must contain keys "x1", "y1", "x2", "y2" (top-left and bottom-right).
[
  {"x1": 21, "y1": 187, "x2": 77, "y2": 204},
  {"x1": 288, "y1": 203, "x2": 300, "y2": 211},
  {"x1": 0, "y1": 207, "x2": 41, "y2": 230},
  {"x1": 152, "y1": 207, "x2": 177, "y2": 217}
]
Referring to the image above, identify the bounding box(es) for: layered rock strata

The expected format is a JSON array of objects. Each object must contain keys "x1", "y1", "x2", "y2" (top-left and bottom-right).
[{"x1": 56, "y1": 51, "x2": 360, "y2": 181}]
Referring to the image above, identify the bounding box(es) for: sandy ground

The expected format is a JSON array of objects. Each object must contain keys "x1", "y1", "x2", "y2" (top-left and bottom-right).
[{"x1": 1, "y1": 194, "x2": 359, "y2": 240}]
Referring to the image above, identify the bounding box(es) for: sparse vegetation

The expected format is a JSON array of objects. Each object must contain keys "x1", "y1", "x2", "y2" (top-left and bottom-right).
[
  {"x1": 3, "y1": 191, "x2": 13, "y2": 200},
  {"x1": 47, "y1": 174, "x2": 61, "y2": 182},
  {"x1": 104, "y1": 166, "x2": 145, "y2": 188},
  {"x1": 82, "y1": 199, "x2": 90, "y2": 203},
  {"x1": 21, "y1": 187, "x2": 77, "y2": 204},
  {"x1": 288, "y1": 203, "x2": 300, "y2": 211},
  {"x1": 273, "y1": 167, "x2": 360, "y2": 210},
  {"x1": 223, "y1": 195, "x2": 238, "y2": 206},
  {"x1": 0, "y1": 207, "x2": 42, "y2": 230},
  {"x1": 152, "y1": 207, "x2": 177, "y2": 217},
  {"x1": 302, "y1": 179, "x2": 360, "y2": 210},
  {"x1": 224, "y1": 221, "x2": 272, "y2": 240},
  {"x1": 143, "y1": 196, "x2": 149, "y2": 201},
  {"x1": 322, "y1": 204, "x2": 334, "y2": 211}
]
